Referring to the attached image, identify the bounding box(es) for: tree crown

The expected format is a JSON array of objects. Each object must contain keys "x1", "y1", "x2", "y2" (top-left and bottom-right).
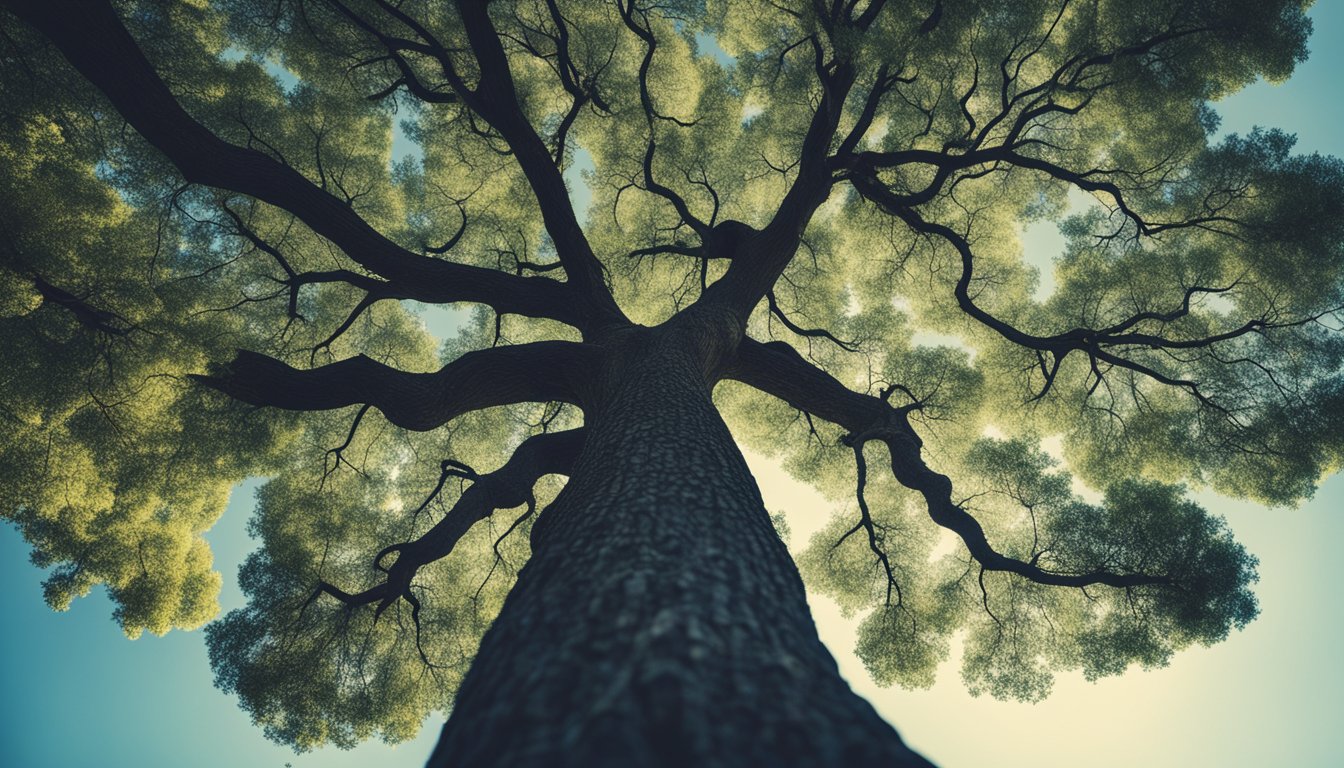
[{"x1": 1, "y1": 0, "x2": 1338, "y2": 751}]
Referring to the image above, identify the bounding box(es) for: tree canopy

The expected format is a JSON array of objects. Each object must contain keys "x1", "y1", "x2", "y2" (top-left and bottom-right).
[{"x1": 1, "y1": 0, "x2": 1340, "y2": 757}]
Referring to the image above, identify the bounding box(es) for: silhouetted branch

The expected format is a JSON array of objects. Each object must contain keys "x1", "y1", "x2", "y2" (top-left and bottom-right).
[
  {"x1": 449, "y1": 1, "x2": 623, "y2": 320},
  {"x1": 31, "y1": 276, "x2": 138, "y2": 337},
  {"x1": 320, "y1": 403, "x2": 372, "y2": 488},
  {"x1": 6, "y1": 0, "x2": 584, "y2": 326},
  {"x1": 767, "y1": 291, "x2": 859, "y2": 352},
  {"x1": 616, "y1": 0, "x2": 710, "y2": 238},
  {"x1": 305, "y1": 428, "x2": 585, "y2": 620},
  {"x1": 192, "y1": 341, "x2": 600, "y2": 431},
  {"x1": 727, "y1": 337, "x2": 1177, "y2": 590},
  {"x1": 869, "y1": 203, "x2": 1335, "y2": 415},
  {"x1": 705, "y1": 19, "x2": 859, "y2": 319},
  {"x1": 844, "y1": 443, "x2": 903, "y2": 607}
]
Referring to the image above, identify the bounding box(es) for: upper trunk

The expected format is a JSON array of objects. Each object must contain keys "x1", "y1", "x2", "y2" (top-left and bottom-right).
[{"x1": 429, "y1": 314, "x2": 932, "y2": 767}]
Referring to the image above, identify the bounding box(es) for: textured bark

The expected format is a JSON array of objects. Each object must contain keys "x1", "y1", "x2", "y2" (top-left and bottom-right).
[{"x1": 430, "y1": 314, "x2": 932, "y2": 767}]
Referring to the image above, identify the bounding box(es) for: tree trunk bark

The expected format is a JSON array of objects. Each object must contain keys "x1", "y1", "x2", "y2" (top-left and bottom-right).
[{"x1": 429, "y1": 317, "x2": 932, "y2": 767}]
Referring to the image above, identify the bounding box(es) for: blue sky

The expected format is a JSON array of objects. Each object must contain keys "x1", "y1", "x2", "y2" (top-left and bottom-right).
[{"x1": 4, "y1": 5, "x2": 1343, "y2": 766}]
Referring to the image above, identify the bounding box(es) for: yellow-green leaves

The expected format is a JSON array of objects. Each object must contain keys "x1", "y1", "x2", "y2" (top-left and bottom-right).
[
  {"x1": 205, "y1": 399, "x2": 560, "y2": 750},
  {"x1": 798, "y1": 435, "x2": 1258, "y2": 702}
]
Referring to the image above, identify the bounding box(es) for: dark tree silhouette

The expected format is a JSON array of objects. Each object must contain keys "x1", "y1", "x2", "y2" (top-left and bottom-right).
[{"x1": 1, "y1": 0, "x2": 1340, "y2": 765}]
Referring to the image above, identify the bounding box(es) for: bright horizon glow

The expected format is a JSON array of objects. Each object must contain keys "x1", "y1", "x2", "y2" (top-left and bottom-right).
[{"x1": 3, "y1": 5, "x2": 1342, "y2": 766}]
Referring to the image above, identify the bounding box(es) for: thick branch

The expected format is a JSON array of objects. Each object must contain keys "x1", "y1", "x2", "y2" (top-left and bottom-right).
[
  {"x1": 705, "y1": 45, "x2": 856, "y2": 319},
  {"x1": 403, "y1": 428, "x2": 583, "y2": 577},
  {"x1": 725, "y1": 338, "x2": 891, "y2": 433},
  {"x1": 726, "y1": 338, "x2": 1173, "y2": 590},
  {"x1": 194, "y1": 341, "x2": 599, "y2": 431},
  {"x1": 312, "y1": 428, "x2": 586, "y2": 618},
  {"x1": 5, "y1": 0, "x2": 581, "y2": 325},
  {"x1": 451, "y1": 2, "x2": 622, "y2": 321},
  {"x1": 339, "y1": 0, "x2": 617, "y2": 313}
]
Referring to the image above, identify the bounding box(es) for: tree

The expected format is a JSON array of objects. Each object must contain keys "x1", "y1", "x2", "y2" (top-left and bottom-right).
[{"x1": 1, "y1": 0, "x2": 1340, "y2": 764}]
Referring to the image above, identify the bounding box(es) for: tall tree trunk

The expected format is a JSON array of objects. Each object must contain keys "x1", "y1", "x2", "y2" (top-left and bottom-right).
[{"x1": 430, "y1": 316, "x2": 932, "y2": 767}]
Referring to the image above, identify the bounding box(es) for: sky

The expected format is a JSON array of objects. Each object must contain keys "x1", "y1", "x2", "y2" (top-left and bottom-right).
[{"x1": 3, "y1": 4, "x2": 1343, "y2": 767}]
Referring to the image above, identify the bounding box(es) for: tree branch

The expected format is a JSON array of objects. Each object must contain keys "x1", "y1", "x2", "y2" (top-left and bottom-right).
[
  {"x1": 767, "y1": 291, "x2": 858, "y2": 352},
  {"x1": 705, "y1": 33, "x2": 856, "y2": 320},
  {"x1": 310, "y1": 428, "x2": 586, "y2": 619},
  {"x1": 193, "y1": 341, "x2": 600, "y2": 431},
  {"x1": 862, "y1": 201, "x2": 1330, "y2": 413},
  {"x1": 726, "y1": 338, "x2": 1174, "y2": 590},
  {"x1": 326, "y1": 0, "x2": 623, "y2": 319},
  {"x1": 4, "y1": 0, "x2": 583, "y2": 326},
  {"x1": 31, "y1": 275, "x2": 138, "y2": 337},
  {"x1": 450, "y1": 2, "x2": 623, "y2": 322}
]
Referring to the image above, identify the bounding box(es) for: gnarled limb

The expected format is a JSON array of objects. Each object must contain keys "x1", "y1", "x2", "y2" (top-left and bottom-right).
[
  {"x1": 724, "y1": 338, "x2": 897, "y2": 435},
  {"x1": 725, "y1": 337, "x2": 1173, "y2": 590},
  {"x1": 337, "y1": 0, "x2": 624, "y2": 323},
  {"x1": 194, "y1": 341, "x2": 601, "y2": 431},
  {"x1": 867, "y1": 201, "x2": 1337, "y2": 415},
  {"x1": 615, "y1": 0, "x2": 711, "y2": 240},
  {"x1": 706, "y1": 38, "x2": 856, "y2": 318},
  {"x1": 767, "y1": 290, "x2": 859, "y2": 352},
  {"x1": 307, "y1": 427, "x2": 586, "y2": 619},
  {"x1": 338, "y1": 0, "x2": 621, "y2": 322},
  {"x1": 4, "y1": 0, "x2": 583, "y2": 326}
]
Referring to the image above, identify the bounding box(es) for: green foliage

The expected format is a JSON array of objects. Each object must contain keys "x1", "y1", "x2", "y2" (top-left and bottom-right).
[
  {"x1": 205, "y1": 403, "x2": 564, "y2": 749},
  {"x1": 798, "y1": 437, "x2": 1258, "y2": 701},
  {"x1": 0, "y1": 48, "x2": 299, "y2": 636}
]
